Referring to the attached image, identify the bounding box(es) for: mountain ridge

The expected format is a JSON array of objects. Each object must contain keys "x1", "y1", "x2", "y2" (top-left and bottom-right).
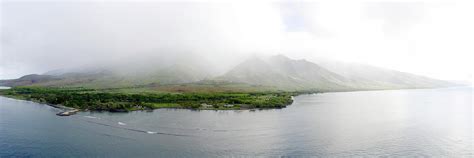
[{"x1": 0, "y1": 55, "x2": 456, "y2": 91}]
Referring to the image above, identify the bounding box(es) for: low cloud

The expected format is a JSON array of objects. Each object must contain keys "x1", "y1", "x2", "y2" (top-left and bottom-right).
[{"x1": 1, "y1": 0, "x2": 473, "y2": 81}]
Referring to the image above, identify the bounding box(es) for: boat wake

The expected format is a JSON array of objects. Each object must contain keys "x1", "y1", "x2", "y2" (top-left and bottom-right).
[
  {"x1": 84, "y1": 116, "x2": 97, "y2": 119},
  {"x1": 77, "y1": 117, "x2": 190, "y2": 137},
  {"x1": 146, "y1": 131, "x2": 158, "y2": 134}
]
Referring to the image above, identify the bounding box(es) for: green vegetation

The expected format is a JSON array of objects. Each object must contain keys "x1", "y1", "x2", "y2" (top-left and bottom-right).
[{"x1": 0, "y1": 87, "x2": 297, "y2": 112}]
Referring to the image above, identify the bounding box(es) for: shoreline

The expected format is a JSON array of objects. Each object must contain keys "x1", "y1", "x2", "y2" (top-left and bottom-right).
[
  {"x1": 0, "y1": 94, "x2": 296, "y2": 116},
  {"x1": 1, "y1": 86, "x2": 463, "y2": 116},
  {"x1": 0, "y1": 95, "x2": 81, "y2": 116},
  {"x1": 0, "y1": 87, "x2": 296, "y2": 114}
]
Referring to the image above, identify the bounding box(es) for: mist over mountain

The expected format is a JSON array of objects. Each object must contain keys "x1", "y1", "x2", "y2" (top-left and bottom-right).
[
  {"x1": 219, "y1": 55, "x2": 454, "y2": 90},
  {"x1": 2, "y1": 1, "x2": 472, "y2": 84},
  {"x1": 314, "y1": 59, "x2": 454, "y2": 89},
  {"x1": 219, "y1": 55, "x2": 349, "y2": 90},
  {"x1": 0, "y1": 55, "x2": 455, "y2": 91}
]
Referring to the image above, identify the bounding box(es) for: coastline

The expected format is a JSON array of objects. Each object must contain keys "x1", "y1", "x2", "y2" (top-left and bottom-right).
[
  {"x1": 0, "y1": 92, "x2": 296, "y2": 116},
  {"x1": 1, "y1": 86, "x2": 462, "y2": 116},
  {"x1": 0, "y1": 95, "x2": 81, "y2": 116}
]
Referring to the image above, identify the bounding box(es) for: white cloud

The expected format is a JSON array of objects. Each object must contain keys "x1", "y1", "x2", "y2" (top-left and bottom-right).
[
  {"x1": 277, "y1": 0, "x2": 473, "y2": 81},
  {"x1": 1, "y1": 0, "x2": 473, "y2": 82}
]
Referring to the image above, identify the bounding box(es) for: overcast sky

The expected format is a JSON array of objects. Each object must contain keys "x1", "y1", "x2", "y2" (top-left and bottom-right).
[{"x1": 1, "y1": 0, "x2": 473, "y2": 82}]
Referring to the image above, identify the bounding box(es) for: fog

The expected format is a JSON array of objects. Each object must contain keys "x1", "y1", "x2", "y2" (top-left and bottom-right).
[{"x1": 1, "y1": 0, "x2": 473, "y2": 83}]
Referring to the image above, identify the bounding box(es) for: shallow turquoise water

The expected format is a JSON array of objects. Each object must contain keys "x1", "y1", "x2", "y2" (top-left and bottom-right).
[{"x1": 1, "y1": 87, "x2": 472, "y2": 157}]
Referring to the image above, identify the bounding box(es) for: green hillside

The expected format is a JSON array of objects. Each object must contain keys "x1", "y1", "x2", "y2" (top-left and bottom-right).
[{"x1": 0, "y1": 55, "x2": 455, "y2": 91}]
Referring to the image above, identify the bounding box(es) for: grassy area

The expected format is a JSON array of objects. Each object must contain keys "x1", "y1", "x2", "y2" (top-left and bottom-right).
[{"x1": 0, "y1": 86, "x2": 299, "y2": 112}]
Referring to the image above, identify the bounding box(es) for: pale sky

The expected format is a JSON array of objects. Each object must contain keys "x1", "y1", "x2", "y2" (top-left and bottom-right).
[{"x1": 1, "y1": 0, "x2": 473, "y2": 83}]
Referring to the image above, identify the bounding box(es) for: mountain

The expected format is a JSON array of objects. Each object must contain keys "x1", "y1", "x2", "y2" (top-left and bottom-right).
[
  {"x1": 313, "y1": 59, "x2": 454, "y2": 89},
  {"x1": 218, "y1": 55, "x2": 454, "y2": 90},
  {"x1": 0, "y1": 70, "x2": 121, "y2": 88},
  {"x1": 0, "y1": 63, "x2": 213, "y2": 88},
  {"x1": 0, "y1": 74, "x2": 61, "y2": 87},
  {"x1": 0, "y1": 55, "x2": 455, "y2": 91},
  {"x1": 218, "y1": 55, "x2": 352, "y2": 91}
]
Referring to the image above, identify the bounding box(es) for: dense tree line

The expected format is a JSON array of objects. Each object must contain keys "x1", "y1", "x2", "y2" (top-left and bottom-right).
[{"x1": 0, "y1": 87, "x2": 295, "y2": 111}]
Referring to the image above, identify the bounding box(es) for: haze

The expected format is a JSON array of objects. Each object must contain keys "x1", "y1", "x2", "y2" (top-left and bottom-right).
[{"x1": 1, "y1": 0, "x2": 473, "y2": 84}]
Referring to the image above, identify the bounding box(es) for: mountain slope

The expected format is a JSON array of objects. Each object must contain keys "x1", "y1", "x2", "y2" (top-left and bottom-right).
[
  {"x1": 1, "y1": 55, "x2": 454, "y2": 91},
  {"x1": 219, "y1": 55, "x2": 351, "y2": 90},
  {"x1": 0, "y1": 74, "x2": 62, "y2": 87},
  {"x1": 314, "y1": 59, "x2": 454, "y2": 89},
  {"x1": 219, "y1": 55, "x2": 454, "y2": 91},
  {"x1": 0, "y1": 63, "x2": 213, "y2": 88}
]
